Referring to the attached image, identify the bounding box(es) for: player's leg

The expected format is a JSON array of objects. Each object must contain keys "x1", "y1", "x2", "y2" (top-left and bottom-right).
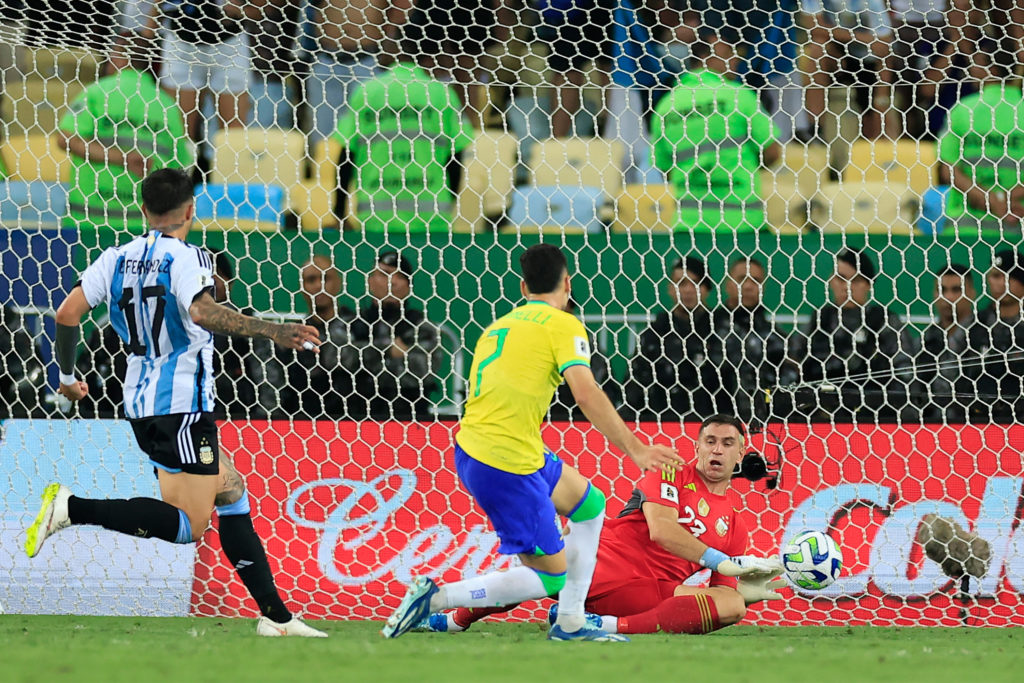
[
  {"x1": 548, "y1": 463, "x2": 607, "y2": 636},
  {"x1": 428, "y1": 552, "x2": 568, "y2": 634},
  {"x1": 417, "y1": 452, "x2": 623, "y2": 640},
  {"x1": 595, "y1": 585, "x2": 746, "y2": 635},
  {"x1": 214, "y1": 454, "x2": 326, "y2": 638},
  {"x1": 24, "y1": 415, "x2": 211, "y2": 557},
  {"x1": 24, "y1": 481, "x2": 201, "y2": 557},
  {"x1": 383, "y1": 445, "x2": 571, "y2": 638}
]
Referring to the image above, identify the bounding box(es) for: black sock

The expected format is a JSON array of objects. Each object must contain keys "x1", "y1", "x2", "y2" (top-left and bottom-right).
[
  {"x1": 67, "y1": 496, "x2": 184, "y2": 543},
  {"x1": 218, "y1": 513, "x2": 292, "y2": 624}
]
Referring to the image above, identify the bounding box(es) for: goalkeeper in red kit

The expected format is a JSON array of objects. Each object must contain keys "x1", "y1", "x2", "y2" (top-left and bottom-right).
[{"x1": 422, "y1": 415, "x2": 785, "y2": 635}]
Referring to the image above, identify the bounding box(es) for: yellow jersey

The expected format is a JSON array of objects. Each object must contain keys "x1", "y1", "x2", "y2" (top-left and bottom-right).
[{"x1": 456, "y1": 301, "x2": 592, "y2": 474}]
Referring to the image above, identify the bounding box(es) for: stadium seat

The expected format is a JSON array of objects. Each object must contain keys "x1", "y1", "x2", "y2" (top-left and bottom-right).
[
  {"x1": 808, "y1": 181, "x2": 919, "y2": 235},
  {"x1": 455, "y1": 130, "x2": 518, "y2": 233},
  {"x1": 16, "y1": 45, "x2": 101, "y2": 82},
  {"x1": 211, "y1": 128, "x2": 306, "y2": 205},
  {"x1": 918, "y1": 185, "x2": 951, "y2": 235},
  {"x1": 528, "y1": 137, "x2": 626, "y2": 198},
  {"x1": 194, "y1": 183, "x2": 285, "y2": 231},
  {"x1": 611, "y1": 184, "x2": 675, "y2": 233},
  {"x1": 291, "y1": 137, "x2": 355, "y2": 231},
  {"x1": 761, "y1": 174, "x2": 812, "y2": 234},
  {"x1": 0, "y1": 180, "x2": 68, "y2": 229},
  {"x1": 767, "y1": 143, "x2": 830, "y2": 198},
  {"x1": 845, "y1": 140, "x2": 938, "y2": 195},
  {"x1": 0, "y1": 78, "x2": 86, "y2": 135},
  {"x1": 506, "y1": 185, "x2": 605, "y2": 234},
  {"x1": 0, "y1": 133, "x2": 71, "y2": 183}
]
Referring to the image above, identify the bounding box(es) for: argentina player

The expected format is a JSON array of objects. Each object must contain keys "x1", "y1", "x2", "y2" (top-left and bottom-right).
[{"x1": 25, "y1": 168, "x2": 326, "y2": 637}]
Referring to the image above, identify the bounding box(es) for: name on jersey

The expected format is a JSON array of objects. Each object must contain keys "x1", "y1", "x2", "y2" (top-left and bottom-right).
[
  {"x1": 509, "y1": 308, "x2": 552, "y2": 325},
  {"x1": 119, "y1": 258, "x2": 171, "y2": 275}
]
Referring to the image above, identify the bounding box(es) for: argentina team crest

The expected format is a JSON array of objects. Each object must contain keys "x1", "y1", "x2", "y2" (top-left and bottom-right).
[
  {"x1": 715, "y1": 517, "x2": 729, "y2": 536},
  {"x1": 199, "y1": 438, "x2": 215, "y2": 465}
]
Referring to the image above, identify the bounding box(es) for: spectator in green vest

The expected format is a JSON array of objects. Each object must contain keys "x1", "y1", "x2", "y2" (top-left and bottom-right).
[
  {"x1": 57, "y1": 33, "x2": 194, "y2": 233},
  {"x1": 331, "y1": 34, "x2": 475, "y2": 233},
  {"x1": 650, "y1": 31, "x2": 780, "y2": 234},
  {"x1": 938, "y1": 45, "x2": 1024, "y2": 233}
]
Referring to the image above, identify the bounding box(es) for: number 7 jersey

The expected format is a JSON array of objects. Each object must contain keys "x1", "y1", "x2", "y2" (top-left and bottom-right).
[
  {"x1": 79, "y1": 231, "x2": 216, "y2": 419},
  {"x1": 457, "y1": 301, "x2": 591, "y2": 474}
]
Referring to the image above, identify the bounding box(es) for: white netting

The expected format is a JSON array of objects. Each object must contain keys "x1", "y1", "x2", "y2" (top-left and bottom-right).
[{"x1": 2, "y1": 0, "x2": 1024, "y2": 627}]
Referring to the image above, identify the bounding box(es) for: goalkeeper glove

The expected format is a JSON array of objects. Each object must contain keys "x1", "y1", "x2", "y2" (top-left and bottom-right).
[
  {"x1": 737, "y1": 575, "x2": 787, "y2": 605},
  {"x1": 700, "y1": 549, "x2": 784, "y2": 578}
]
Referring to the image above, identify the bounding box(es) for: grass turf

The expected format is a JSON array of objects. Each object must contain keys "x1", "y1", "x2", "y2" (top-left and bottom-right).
[{"x1": 1, "y1": 616, "x2": 1023, "y2": 683}]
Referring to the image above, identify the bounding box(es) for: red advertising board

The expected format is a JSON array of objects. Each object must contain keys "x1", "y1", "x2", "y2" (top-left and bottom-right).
[{"x1": 191, "y1": 421, "x2": 1024, "y2": 627}]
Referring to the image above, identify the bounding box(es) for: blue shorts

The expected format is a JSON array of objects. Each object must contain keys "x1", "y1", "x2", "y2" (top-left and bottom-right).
[{"x1": 455, "y1": 442, "x2": 565, "y2": 556}]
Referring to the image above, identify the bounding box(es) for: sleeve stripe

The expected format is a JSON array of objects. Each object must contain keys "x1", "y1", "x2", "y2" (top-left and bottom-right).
[
  {"x1": 193, "y1": 246, "x2": 210, "y2": 271},
  {"x1": 558, "y1": 360, "x2": 590, "y2": 374}
]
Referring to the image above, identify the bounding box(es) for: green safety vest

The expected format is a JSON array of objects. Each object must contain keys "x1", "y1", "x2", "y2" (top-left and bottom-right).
[
  {"x1": 939, "y1": 83, "x2": 1024, "y2": 231},
  {"x1": 59, "y1": 69, "x2": 193, "y2": 233},
  {"x1": 333, "y1": 61, "x2": 474, "y2": 233},
  {"x1": 651, "y1": 69, "x2": 778, "y2": 233}
]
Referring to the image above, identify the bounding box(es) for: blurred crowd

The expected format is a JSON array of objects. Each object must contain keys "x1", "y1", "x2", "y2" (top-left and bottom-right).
[{"x1": 2, "y1": 1, "x2": 1024, "y2": 423}]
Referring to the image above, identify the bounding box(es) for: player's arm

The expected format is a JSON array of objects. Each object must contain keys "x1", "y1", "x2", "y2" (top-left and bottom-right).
[
  {"x1": 642, "y1": 501, "x2": 781, "y2": 578},
  {"x1": 950, "y1": 163, "x2": 1018, "y2": 223},
  {"x1": 761, "y1": 140, "x2": 781, "y2": 168},
  {"x1": 138, "y1": 2, "x2": 163, "y2": 39},
  {"x1": 643, "y1": 500, "x2": 710, "y2": 563},
  {"x1": 563, "y1": 364, "x2": 683, "y2": 472},
  {"x1": 54, "y1": 286, "x2": 92, "y2": 401},
  {"x1": 57, "y1": 132, "x2": 150, "y2": 178},
  {"x1": 188, "y1": 292, "x2": 323, "y2": 352}
]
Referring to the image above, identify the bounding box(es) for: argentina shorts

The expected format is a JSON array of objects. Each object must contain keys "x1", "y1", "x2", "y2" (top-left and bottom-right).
[
  {"x1": 130, "y1": 412, "x2": 220, "y2": 476},
  {"x1": 454, "y1": 441, "x2": 564, "y2": 556}
]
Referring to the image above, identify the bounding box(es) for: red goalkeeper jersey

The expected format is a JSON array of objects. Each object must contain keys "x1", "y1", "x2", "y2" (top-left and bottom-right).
[{"x1": 592, "y1": 463, "x2": 748, "y2": 590}]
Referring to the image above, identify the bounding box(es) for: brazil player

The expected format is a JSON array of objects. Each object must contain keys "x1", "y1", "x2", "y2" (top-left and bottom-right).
[
  {"x1": 25, "y1": 168, "x2": 327, "y2": 637},
  {"x1": 427, "y1": 415, "x2": 786, "y2": 635},
  {"x1": 382, "y1": 244, "x2": 686, "y2": 641}
]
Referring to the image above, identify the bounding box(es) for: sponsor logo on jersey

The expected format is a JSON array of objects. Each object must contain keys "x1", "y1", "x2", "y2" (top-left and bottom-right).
[
  {"x1": 661, "y1": 482, "x2": 679, "y2": 504},
  {"x1": 716, "y1": 517, "x2": 729, "y2": 536},
  {"x1": 697, "y1": 498, "x2": 710, "y2": 517},
  {"x1": 683, "y1": 483, "x2": 697, "y2": 492}
]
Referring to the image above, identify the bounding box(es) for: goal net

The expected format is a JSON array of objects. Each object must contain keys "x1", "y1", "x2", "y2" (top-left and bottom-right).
[{"x1": 1, "y1": 0, "x2": 1023, "y2": 627}]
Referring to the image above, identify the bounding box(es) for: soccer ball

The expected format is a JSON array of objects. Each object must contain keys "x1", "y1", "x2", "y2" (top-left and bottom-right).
[{"x1": 781, "y1": 530, "x2": 843, "y2": 590}]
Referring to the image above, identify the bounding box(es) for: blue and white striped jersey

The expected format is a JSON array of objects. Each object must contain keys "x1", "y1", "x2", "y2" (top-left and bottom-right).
[{"x1": 80, "y1": 230, "x2": 216, "y2": 419}]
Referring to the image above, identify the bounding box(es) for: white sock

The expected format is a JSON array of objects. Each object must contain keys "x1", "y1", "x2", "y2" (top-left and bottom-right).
[
  {"x1": 445, "y1": 613, "x2": 466, "y2": 632},
  {"x1": 555, "y1": 515, "x2": 605, "y2": 632},
  {"x1": 429, "y1": 566, "x2": 547, "y2": 611},
  {"x1": 600, "y1": 615, "x2": 619, "y2": 633}
]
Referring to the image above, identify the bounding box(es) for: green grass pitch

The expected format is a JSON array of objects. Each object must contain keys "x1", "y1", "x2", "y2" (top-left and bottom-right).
[{"x1": 2, "y1": 616, "x2": 1023, "y2": 683}]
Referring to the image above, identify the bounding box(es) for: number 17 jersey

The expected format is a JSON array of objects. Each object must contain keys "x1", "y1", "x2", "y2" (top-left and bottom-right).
[
  {"x1": 457, "y1": 301, "x2": 591, "y2": 475},
  {"x1": 79, "y1": 231, "x2": 216, "y2": 419}
]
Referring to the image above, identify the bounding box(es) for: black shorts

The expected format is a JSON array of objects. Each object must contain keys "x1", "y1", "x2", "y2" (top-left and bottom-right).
[{"x1": 130, "y1": 412, "x2": 220, "y2": 476}]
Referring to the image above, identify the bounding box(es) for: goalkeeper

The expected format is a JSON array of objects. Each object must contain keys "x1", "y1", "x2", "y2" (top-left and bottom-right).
[{"x1": 425, "y1": 415, "x2": 785, "y2": 635}]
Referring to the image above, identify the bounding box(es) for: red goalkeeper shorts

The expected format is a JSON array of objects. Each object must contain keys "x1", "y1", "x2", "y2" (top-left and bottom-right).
[{"x1": 585, "y1": 578, "x2": 679, "y2": 617}]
